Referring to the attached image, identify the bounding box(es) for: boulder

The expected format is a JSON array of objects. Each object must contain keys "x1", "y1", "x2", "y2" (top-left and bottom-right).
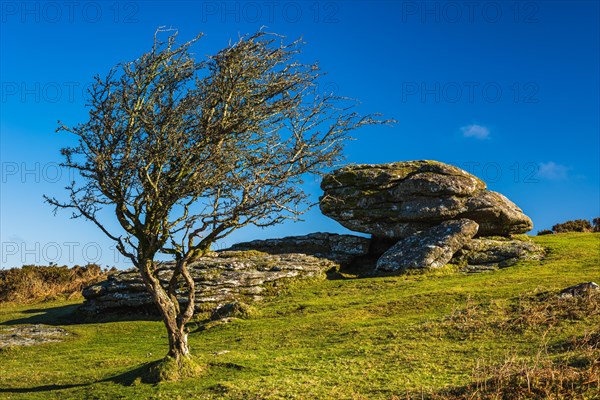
[
  {"x1": 228, "y1": 232, "x2": 370, "y2": 266},
  {"x1": 81, "y1": 251, "x2": 336, "y2": 314},
  {"x1": 376, "y1": 219, "x2": 479, "y2": 272},
  {"x1": 452, "y1": 237, "x2": 545, "y2": 272},
  {"x1": 320, "y1": 160, "x2": 533, "y2": 238}
]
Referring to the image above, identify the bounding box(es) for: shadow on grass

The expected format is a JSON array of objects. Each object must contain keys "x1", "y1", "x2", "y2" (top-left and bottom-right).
[
  {"x1": 104, "y1": 361, "x2": 161, "y2": 385},
  {"x1": 329, "y1": 257, "x2": 381, "y2": 280},
  {"x1": 0, "y1": 383, "x2": 92, "y2": 393},
  {"x1": 0, "y1": 303, "x2": 161, "y2": 326},
  {"x1": 0, "y1": 360, "x2": 166, "y2": 394}
]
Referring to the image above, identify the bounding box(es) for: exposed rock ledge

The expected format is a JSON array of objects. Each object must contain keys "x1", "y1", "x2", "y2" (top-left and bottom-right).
[
  {"x1": 80, "y1": 251, "x2": 336, "y2": 315},
  {"x1": 229, "y1": 232, "x2": 371, "y2": 265},
  {"x1": 0, "y1": 325, "x2": 70, "y2": 348}
]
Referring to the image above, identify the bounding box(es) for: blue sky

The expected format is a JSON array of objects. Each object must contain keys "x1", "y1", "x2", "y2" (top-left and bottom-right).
[{"x1": 1, "y1": 1, "x2": 598, "y2": 268}]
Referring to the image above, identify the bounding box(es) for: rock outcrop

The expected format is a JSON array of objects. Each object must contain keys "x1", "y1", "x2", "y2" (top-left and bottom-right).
[
  {"x1": 320, "y1": 160, "x2": 538, "y2": 272},
  {"x1": 228, "y1": 232, "x2": 370, "y2": 266},
  {"x1": 376, "y1": 219, "x2": 479, "y2": 272},
  {"x1": 82, "y1": 160, "x2": 543, "y2": 314},
  {"x1": 81, "y1": 251, "x2": 335, "y2": 314},
  {"x1": 320, "y1": 160, "x2": 532, "y2": 238}
]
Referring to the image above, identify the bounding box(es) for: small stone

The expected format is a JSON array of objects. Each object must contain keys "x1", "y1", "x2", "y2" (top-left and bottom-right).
[{"x1": 0, "y1": 325, "x2": 69, "y2": 348}]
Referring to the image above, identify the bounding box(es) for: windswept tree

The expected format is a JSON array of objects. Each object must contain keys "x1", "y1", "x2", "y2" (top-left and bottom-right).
[{"x1": 46, "y1": 29, "x2": 386, "y2": 379}]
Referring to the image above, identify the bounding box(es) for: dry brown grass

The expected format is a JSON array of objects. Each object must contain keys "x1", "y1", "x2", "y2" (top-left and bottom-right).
[
  {"x1": 504, "y1": 290, "x2": 600, "y2": 333},
  {"x1": 460, "y1": 348, "x2": 599, "y2": 399},
  {"x1": 434, "y1": 297, "x2": 506, "y2": 339},
  {"x1": 428, "y1": 289, "x2": 600, "y2": 399},
  {"x1": 0, "y1": 264, "x2": 112, "y2": 303},
  {"x1": 565, "y1": 330, "x2": 600, "y2": 352},
  {"x1": 425, "y1": 329, "x2": 599, "y2": 399},
  {"x1": 434, "y1": 289, "x2": 600, "y2": 339}
]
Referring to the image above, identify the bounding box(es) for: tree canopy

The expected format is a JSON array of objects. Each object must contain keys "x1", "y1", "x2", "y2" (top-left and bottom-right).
[{"x1": 46, "y1": 28, "x2": 387, "y2": 379}]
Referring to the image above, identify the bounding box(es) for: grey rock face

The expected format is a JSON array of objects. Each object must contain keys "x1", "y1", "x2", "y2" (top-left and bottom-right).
[
  {"x1": 228, "y1": 232, "x2": 370, "y2": 266},
  {"x1": 320, "y1": 160, "x2": 533, "y2": 238},
  {"x1": 375, "y1": 219, "x2": 479, "y2": 272},
  {"x1": 452, "y1": 237, "x2": 545, "y2": 271},
  {"x1": 460, "y1": 191, "x2": 533, "y2": 237},
  {"x1": 81, "y1": 251, "x2": 336, "y2": 314}
]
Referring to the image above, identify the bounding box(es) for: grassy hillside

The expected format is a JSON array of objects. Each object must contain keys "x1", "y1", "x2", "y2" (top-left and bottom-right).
[{"x1": 0, "y1": 233, "x2": 598, "y2": 399}]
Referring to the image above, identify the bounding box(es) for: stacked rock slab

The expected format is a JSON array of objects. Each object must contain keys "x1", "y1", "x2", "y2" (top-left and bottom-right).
[
  {"x1": 81, "y1": 251, "x2": 335, "y2": 314},
  {"x1": 320, "y1": 160, "x2": 539, "y2": 272},
  {"x1": 229, "y1": 232, "x2": 371, "y2": 265}
]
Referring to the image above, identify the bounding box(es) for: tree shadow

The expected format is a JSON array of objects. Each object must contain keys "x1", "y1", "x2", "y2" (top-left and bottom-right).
[
  {"x1": 0, "y1": 383, "x2": 91, "y2": 393},
  {"x1": 0, "y1": 360, "x2": 163, "y2": 394},
  {"x1": 0, "y1": 303, "x2": 161, "y2": 327},
  {"x1": 102, "y1": 361, "x2": 160, "y2": 385}
]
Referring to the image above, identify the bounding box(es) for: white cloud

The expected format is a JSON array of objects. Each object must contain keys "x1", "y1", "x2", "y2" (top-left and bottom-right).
[
  {"x1": 538, "y1": 162, "x2": 570, "y2": 180},
  {"x1": 461, "y1": 124, "x2": 490, "y2": 139}
]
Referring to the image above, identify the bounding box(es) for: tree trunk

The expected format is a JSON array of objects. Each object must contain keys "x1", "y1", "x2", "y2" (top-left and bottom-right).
[
  {"x1": 137, "y1": 259, "x2": 191, "y2": 362},
  {"x1": 170, "y1": 258, "x2": 195, "y2": 362},
  {"x1": 168, "y1": 327, "x2": 190, "y2": 361}
]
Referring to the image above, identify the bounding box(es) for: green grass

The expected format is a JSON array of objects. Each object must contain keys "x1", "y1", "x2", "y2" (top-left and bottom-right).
[{"x1": 0, "y1": 233, "x2": 598, "y2": 399}]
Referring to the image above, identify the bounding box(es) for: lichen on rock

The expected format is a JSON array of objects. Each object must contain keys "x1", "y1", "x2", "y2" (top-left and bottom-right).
[
  {"x1": 451, "y1": 236, "x2": 545, "y2": 271},
  {"x1": 228, "y1": 232, "x2": 370, "y2": 265}
]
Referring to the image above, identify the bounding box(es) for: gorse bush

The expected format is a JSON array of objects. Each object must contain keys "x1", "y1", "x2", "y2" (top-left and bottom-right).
[
  {"x1": 538, "y1": 218, "x2": 600, "y2": 235},
  {"x1": 537, "y1": 229, "x2": 553, "y2": 236},
  {"x1": 0, "y1": 264, "x2": 112, "y2": 303}
]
